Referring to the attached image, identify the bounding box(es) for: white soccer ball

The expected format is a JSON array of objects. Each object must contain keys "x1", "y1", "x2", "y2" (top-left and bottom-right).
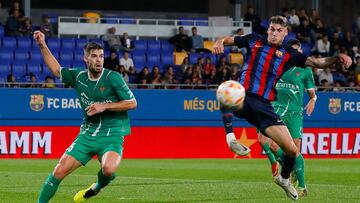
[{"x1": 216, "y1": 80, "x2": 246, "y2": 108}]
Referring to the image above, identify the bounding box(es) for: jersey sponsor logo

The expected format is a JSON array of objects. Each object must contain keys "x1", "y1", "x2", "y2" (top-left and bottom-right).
[
  {"x1": 275, "y1": 50, "x2": 283, "y2": 57},
  {"x1": 329, "y1": 98, "x2": 341, "y2": 114},
  {"x1": 30, "y1": 94, "x2": 44, "y2": 112}
]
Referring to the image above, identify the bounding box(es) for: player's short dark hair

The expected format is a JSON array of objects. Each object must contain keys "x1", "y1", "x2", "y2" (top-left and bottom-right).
[
  {"x1": 269, "y1": 15, "x2": 288, "y2": 27},
  {"x1": 84, "y1": 42, "x2": 103, "y2": 55},
  {"x1": 286, "y1": 39, "x2": 301, "y2": 47}
]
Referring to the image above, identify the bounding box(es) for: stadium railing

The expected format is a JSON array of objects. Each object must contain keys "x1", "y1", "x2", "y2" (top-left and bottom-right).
[{"x1": 57, "y1": 16, "x2": 252, "y2": 40}]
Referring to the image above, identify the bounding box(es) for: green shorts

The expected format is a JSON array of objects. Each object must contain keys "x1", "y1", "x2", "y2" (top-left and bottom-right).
[
  {"x1": 281, "y1": 112, "x2": 303, "y2": 139},
  {"x1": 65, "y1": 128, "x2": 125, "y2": 165}
]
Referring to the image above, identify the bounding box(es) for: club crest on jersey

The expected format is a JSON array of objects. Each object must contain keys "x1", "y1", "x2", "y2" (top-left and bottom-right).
[
  {"x1": 99, "y1": 86, "x2": 106, "y2": 92},
  {"x1": 329, "y1": 98, "x2": 341, "y2": 114},
  {"x1": 275, "y1": 50, "x2": 283, "y2": 57},
  {"x1": 30, "y1": 94, "x2": 44, "y2": 111}
]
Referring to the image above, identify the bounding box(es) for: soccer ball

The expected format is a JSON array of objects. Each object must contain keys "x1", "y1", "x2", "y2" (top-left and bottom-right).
[{"x1": 216, "y1": 80, "x2": 245, "y2": 108}]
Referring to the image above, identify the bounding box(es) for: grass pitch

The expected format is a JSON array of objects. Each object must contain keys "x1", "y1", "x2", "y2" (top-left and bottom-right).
[{"x1": 0, "y1": 159, "x2": 359, "y2": 202}]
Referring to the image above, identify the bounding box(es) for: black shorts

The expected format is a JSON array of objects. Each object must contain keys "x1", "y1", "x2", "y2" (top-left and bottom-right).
[{"x1": 233, "y1": 92, "x2": 284, "y2": 136}]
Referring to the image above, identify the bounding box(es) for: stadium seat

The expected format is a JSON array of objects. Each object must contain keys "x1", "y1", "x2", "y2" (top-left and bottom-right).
[
  {"x1": 74, "y1": 49, "x2": 84, "y2": 62},
  {"x1": 161, "y1": 40, "x2": 174, "y2": 52},
  {"x1": 229, "y1": 53, "x2": 244, "y2": 65},
  {"x1": 2, "y1": 37, "x2": 16, "y2": 49},
  {"x1": 59, "y1": 51, "x2": 74, "y2": 62},
  {"x1": 174, "y1": 52, "x2": 188, "y2": 65},
  {"x1": 101, "y1": 16, "x2": 119, "y2": 24},
  {"x1": 194, "y1": 18, "x2": 208, "y2": 26},
  {"x1": 59, "y1": 59, "x2": 72, "y2": 68},
  {"x1": 161, "y1": 53, "x2": 174, "y2": 66},
  {"x1": 189, "y1": 53, "x2": 202, "y2": 64},
  {"x1": 132, "y1": 52, "x2": 146, "y2": 66},
  {"x1": 30, "y1": 50, "x2": 43, "y2": 63},
  {"x1": 260, "y1": 19, "x2": 269, "y2": 29},
  {"x1": 301, "y1": 43, "x2": 313, "y2": 56},
  {"x1": 17, "y1": 37, "x2": 32, "y2": 50},
  {"x1": 61, "y1": 38, "x2": 76, "y2": 50},
  {"x1": 0, "y1": 62, "x2": 11, "y2": 77},
  {"x1": 76, "y1": 38, "x2": 88, "y2": 49},
  {"x1": 203, "y1": 41, "x2": 215, "y2": 52},
  {"x1": 89, "y1": 38, "x2": 104, "y2": 46},
  {"x1": 41, "y1": 64, "x2": 53, "y2": 77},
  {"x1": 178, "y1": 18, "x2": 194, "y2": 26},
  {"x1": 47, "y1": 38, "x2": 61, "y2": 50},
  {"x1": 72, "y1": 61, "x2": 86, "y2": 68},
  {"x1": 12, "y1": 62, "x2": 27, "y2": 77},
  {"x1": 146, "y1": 53, "x2": 161, "y2": 67},
  {"x1": 14, "y1": 50, "x2": 29, "y2": 61},
  {"x1": 283, "y1": 32, "x2": 297, "y2": 44},
  {"x1": 147, "y1": 40, "x2": 161, "y2": 52},
  {"x1": 0, "y1": 25, "x2": 4, "y2": 37},
  {"x1": 0, "y1": 48, "x2": 14, "y2": 63},
  {"x1": 27, "y1": 62, "x2": 42, "y2": 75},
  {"x1": 202, "y1": 53, "x2": 216, "y2": 64},
  {"x1": 118, "y1": 16, "x2": 136, "y2": 24},
  {"x1": 134, "y1": 40, "x2": 147, "y2": 51}
]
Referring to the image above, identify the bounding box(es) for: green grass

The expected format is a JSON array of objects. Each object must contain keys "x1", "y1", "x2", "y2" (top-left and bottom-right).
[{"x1": 0, "y1": 159, "x2": 359, "y2": 202}]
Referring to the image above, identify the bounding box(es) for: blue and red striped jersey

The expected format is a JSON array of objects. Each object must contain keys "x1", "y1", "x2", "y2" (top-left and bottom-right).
[{"x1": 235, "y1": 34, "x2": 308, "y2": 101}]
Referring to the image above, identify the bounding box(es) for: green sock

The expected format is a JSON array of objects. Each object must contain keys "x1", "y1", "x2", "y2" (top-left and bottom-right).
[
  {"x1": 295, "y1": 154, "x2": 306, "y2": 188},
  {"x1": 274, "y1": 148, "x2": 284, "y2": 166},
  {"x1": 262, "y1": 141, "x2": 277, "y2": 164},
  {"x1": 38, "y1": 173, "x2": 62, "y2": 203},
  {"x1": 94, "y1": 170, "x2": 115, "y2": 191}
]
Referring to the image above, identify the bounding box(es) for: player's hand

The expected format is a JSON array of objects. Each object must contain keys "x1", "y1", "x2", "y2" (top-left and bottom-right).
[
  {"x1": 304, "y1": 99, "x2": 316, "y2": 116},
  {"x1": 213, "y1": 38, "x2": 225, "y2": 54},
  {"x1": 338, "y1": 53, "x2": 352, "y2": 69},
  {"x1": 86, "y1": 103, "x2": 106, "y2": 116},
  {"x1": 33, "y1": 31, "x2": 46, "y2": 46}
]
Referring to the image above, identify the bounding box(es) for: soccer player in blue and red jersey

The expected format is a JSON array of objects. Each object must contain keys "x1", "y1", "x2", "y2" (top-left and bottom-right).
[{"x1": 213, "y1": 16, "x2": 352, "y2": 200}]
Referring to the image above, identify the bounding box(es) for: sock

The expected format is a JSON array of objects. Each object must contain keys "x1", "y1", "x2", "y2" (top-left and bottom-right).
[
  {"x1": 38, "y1": 173, "x2": 62, "y2": 203},
  {"x1": 221, "y1": 109, "x2": 234, "y2": 134},
  {"x1": 274, "y1": 148, "x2": 284, "y2": 166},
  {"x1": 262, "y1": 141, "x2": 277, "y2": 164},
  {"x1": 281, "y1": 153, "x2": 296, "y2": 179},
  {"x1": 94, "y1": 170, "x2": 115, "y2": 192},
  {"x1": 295, "y1": 154, "x2": 305, "y2": 188}
]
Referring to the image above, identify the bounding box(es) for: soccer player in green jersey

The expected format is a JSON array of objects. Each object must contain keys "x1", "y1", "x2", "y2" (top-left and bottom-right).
[
  {"x1": 34, "y1": 31, "x2": 137, "y2": 203},
  {"x1": 258, "y1": 39, "x2": 317, "y2": 198}
]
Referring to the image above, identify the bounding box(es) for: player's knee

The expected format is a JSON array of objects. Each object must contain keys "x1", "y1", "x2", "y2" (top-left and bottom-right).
[
  {"x1": 102, "y1": 164, "x2": 117, "y2": 177},
  {"x1": 53, "y1": 165, "x2": 68, "y2": 179},
  {"x1": 284, "y1": 145, "x2": 297, "y2": 157}
]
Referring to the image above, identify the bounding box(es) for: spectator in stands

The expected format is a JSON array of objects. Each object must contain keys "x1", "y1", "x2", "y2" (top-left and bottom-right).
[
  {"x1": 217, "y1": 66, "x2": 231, "y2": 83},
  {"x1": 119, "y1": 51, "x2": 135, "y2": 74},
  {"x1": 162, "y1": 65, "x2": 178, "y2": 85},
  {"x1": 296, "y1": 18, "x2": 311, "y2": 43},
  {"x1": 332, "y1": 69, "x2": 347, "y2": 85},
  {"x1": 181, "y1": 66, "x2": 193, "y2": 84},
  {"x1": 42, "y1": 76, "x2": 55, "y2": 88},
  {"x1": 216, "y1": 55, "x2": 230, "y2": 70},
  {"x1": 204, "y1": 69, "x2": 217, "y2": 85},
  {"x1": 229, "y1": 65, "x2": 240, "y2": 81},
  {"x1": 40, "y1": 15, "x2": 54, "y2": 37},
  {"x1": 288, "y1": 7, "x2": 300, "y2": 28},
  {"x1": 137, "y1": 66, "x2": 150, "y2": 88},
  {"x1": 313, "y1": 18, "x2": 325, "y2": 39},
  {"x1": 354, "y1": 56, "x2": 360, "y2": 77},
  {"x1": 335, "y1": 23, "x2": 344, "y2": 40},
  {"x1": 203, "y1": 56, "x2": 216, "y2": 80},
  {"x1": 19, "y1": 17, "x2": 33, "y2": 37},
  {"x1": 102, "y1": 27, "x2": 122, "y2": 52},
  {"x1": 0, "y1": 1, "x2": 8, "y2": 26},
  {"x1": 330, "y1": 31, "x2": 343, "y2": 55},
  {"x1": 343, "y1": 31, "x2": 356, "y2": 51},
  {"x1": 5, "y1": 9, "x2": 22, "y2": 36},
  {"x1": 120, "y1": 32, "x2": 133, "y2": 52},
  {"x1": 298, "y1": 8, "x2": 309, "y2": 23},
  {"x1": 8, "y1": 0, "x2": 24, "y2": 19},
  {"x1": 195, "y1": 57, "x2": 204, "y2": 71},
  {"x1": 316, "y1": 35, "x2": 330, "y2": 57},
  {"x1": 118, "y1": 65, "x2": 129, "y2": 83},
  {"x1": 318, "y1": 79, "x2": 331, "y2": 92},
  {"x1": 243, "y1": 6, "x2": 265, "y2": 35},
  {"x1": 231, "y1": 28, "x2": 247, "y2": 56},
  {"x1": 318, "y1": 67, "x2": 334, "y2": 85},
  {"x1": 333, "y1": 81, "x2": 345, "y2": 92},
  {"x1": 309, "y1": 9, "x2": 320, "y2": 26},
  {"x1": 149, "y1": 66, "x2": 162, "y2": 87},
  {"x1": 104, "y1": 51, "x2": 120, "y2": 71},
  {"x1": 192, "y1": 64, "x2": 202, "y2": 81},
  {"x1": 190, "y1": 27, "x2": 210, "y2": 53},
  {"x1": 6, "y1": 74, "x2": 19, "y2": 88},
  {"x1": 180, "y1": 57, "x2": 191, "y2": 74},
  {"x1": 169, "y1": 26, "x2": 192, "y2": 52},
  {"x1": 27, "y1": 73, "x2": 40, "y2": 88}
]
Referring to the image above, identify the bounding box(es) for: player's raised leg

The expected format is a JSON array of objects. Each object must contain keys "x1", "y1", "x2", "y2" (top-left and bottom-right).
[
  {"x1": 264, "y1": 125, "x2": 298, "y2": 200},
  {"x1": 38, "y1": 154, "x2": 82, "y2": 203},
  {"x1": 74, "y1": 151, "x2": 121, "y2": 203}
]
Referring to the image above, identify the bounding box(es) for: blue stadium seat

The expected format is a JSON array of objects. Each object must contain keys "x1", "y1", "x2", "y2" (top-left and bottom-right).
[
  {"x1": 283, "y1": 32, "x2": 297, "y2": 44},
  {"x1": 0, "y1": 48, "x2": 14, "y2": 63},
  {"x1": 30, "y1": 50, "x2": 43, "y2": 63},
  {"x1": 134, "y1": 40, "x2": 147, "y2": 51},
  {"x1": 178, "y1": 18, "x2": 194, "y2": 26},
  {"x1": 61, "y1": 38, "x2": 76, "y2": 50},
  {"x1": 202, "y1": 53, "x2": 216, "y2": 64},
  {"x1": 146, "y1": 53, "x2": 161, "y2": 67},
  {"x1": 41, "y1": 64, "x2": 53, "y2": 77},
  {"x1": 59, "y1": 59, "x2": 72, "y2": 68},
  {"x1": 27, "y1": 62, "x2": 42, "y2": 75},
  {"x1": 59, "y1": 51, "x2": 74, "y2": 62},
  {"x1": 101, "y1": 16, "x2": 119, "y2": 24},
  {"x1": 0, "y1": 25, "x2": 4, "y2": 37},
  {"x1": 76, "y1": 38, "x2": 88, "y2": 49},
  {"x1": 0, "y1": 62, "x2": 11, "y2": 77},
  {"x1": 74, "y1": 49, "x2": 84, "y2": 62},
  {"x1": 194, "y1": 18, "x2": 208, "y2": 26},
  {"x1": 49, "y1": 48, "x2": 60, "y2": 59},
  {"x1": 17, "y1": 37, "x2": 32, "y2": 50},
  {"x1": 2, "y1": 37, "x2": 16, "y2": 49},
  {"x1": 89, "y1": 39, "x2": 104, "y2": 46},
  {"x1": 147, "y1": 40, "x2": 161, "y2": 52},
  {"x1": 12, "y1": 62, "x2": 27, "y2": 77},
  {"x1": 47, "y1": 38, "x2": 61, "y2": 50},
  {"x1": 301, "y1": 43, "x2": 313, "y2": 56},
  {"x1": 161, "y1": 40, "x2": 174, "y2": 52},
  {"x1": 260, "y1": 19, "x2": 269, "y2": 29},
  {"x1": 119, "y1": 16, "x2": 136, "y2": 24},
  {"x1": 72, "y1": 61, "x2": 86, "y2": 68},
  {"x1": 161, "y1": 53, "x2": 174, "y2": 66},
  {"x1": 14, "y1": 50, "x2": 29, "y2": 61},
  {"x1": 189, "y1": 53, "x2": 202, "y2": 64}
]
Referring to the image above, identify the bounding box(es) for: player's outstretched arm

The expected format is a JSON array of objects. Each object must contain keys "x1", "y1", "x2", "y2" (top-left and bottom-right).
[
  {"x1": 33, "y1": 31, "x2": 61, "y2": 78},
  {"x1": 86, "y1": 99, "x2": 137, "y2": 116},
  {"x1": 305, "y1": 53, "x2": 352, "y2": 70},
  {"x1": 304, "y1": 89, "x2": 317, "y2": 116},
  {"x1": 213, "y1": 36, "x2": 235, "y2": 54}
]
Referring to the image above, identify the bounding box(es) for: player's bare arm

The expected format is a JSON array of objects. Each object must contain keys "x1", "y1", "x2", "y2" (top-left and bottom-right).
[
  {"x1": 304, "y1": 89, "x2": 316, "y2": 116},
  {"x1": 33, "y1": 31, "x2": 61, "y2": 78},
  {"x1": 86, "y1": 100, "x2": 137, "y2": 116},
  {"x1": 305, "y1": 53, "x2": 352, "y2": 70},
  {"x1": 213, "y1": 36, "x2": 235, "y2": 54}
]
